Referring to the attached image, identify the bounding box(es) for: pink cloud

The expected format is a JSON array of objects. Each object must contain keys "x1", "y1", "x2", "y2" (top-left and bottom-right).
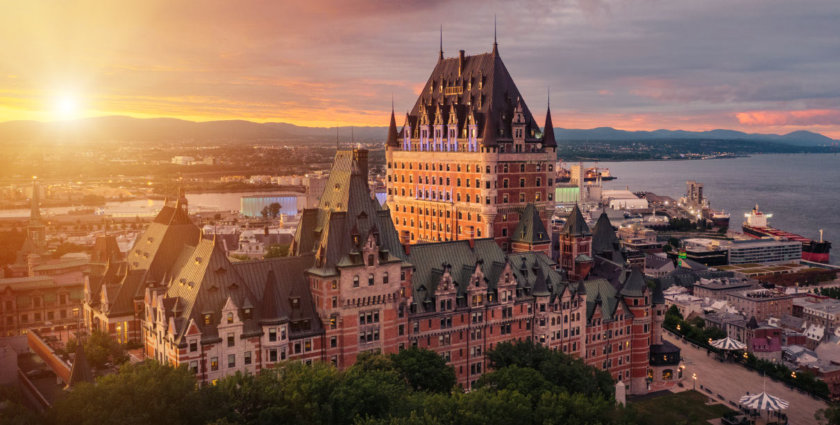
[{"x1": 735, "y1": 109, "x2": 840, "y2": 126}]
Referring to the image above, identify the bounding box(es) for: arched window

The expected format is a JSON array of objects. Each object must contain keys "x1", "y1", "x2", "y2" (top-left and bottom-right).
[
  {"x1": 227, "y1": 313, "x2": 233, "y2": 324},
  {"x1": 353, "y1": 276, "x2": 360, "y2": 287},
  {"x1": 368, "y1": 274, "x2": 375, "y2": 286},
  {"x1": 383, "y1": 272, "x2": 389, "y2": 284}
]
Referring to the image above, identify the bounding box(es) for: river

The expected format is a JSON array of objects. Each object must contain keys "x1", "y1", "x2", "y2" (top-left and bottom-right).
[{"x1": 593, "y1": 153, "x2": 840, "y2": 265}]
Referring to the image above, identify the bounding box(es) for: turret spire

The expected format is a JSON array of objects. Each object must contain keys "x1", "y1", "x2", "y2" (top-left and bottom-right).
[
  {"x1": 386, "y1": 99, "x2": 399, "y2": 147},
  {"x1": 493, "y1": 15, "x2": 498, "y2": 54},
  {"x1": 439, "y1": 25, "x2": 444, "y2": 61},
  {"x1": 543, "y1": 88, "x2": 556, "y2": 147}
]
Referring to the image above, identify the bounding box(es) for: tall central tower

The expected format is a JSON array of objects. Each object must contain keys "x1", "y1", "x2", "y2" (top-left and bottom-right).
[{"x1": 385, "y1": 42, "x2": 557, "y2": 251}]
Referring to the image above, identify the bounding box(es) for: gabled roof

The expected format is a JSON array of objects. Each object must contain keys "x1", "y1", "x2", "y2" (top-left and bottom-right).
[
  {"x1": 562, "y1": 205, "x2": 591, "y2": 237},
  {"x1": 511, "y1": 204, "x2": 550, "y2": 245}
]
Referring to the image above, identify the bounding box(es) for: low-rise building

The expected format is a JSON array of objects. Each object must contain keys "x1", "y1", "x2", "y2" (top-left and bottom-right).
[{"x1": 726, "y1": 289, "x2": 794, "y2": 321}]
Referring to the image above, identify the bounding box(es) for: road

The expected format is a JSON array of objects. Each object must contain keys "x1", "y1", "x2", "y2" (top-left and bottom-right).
[{"x1": 666, "y1": 333, "x2": 828, "y2": 425}]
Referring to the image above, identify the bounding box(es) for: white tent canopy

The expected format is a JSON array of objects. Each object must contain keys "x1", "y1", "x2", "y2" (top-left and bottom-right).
[
  {"x1": 739, "y1": 391, "x2": 790, "y2": 411},
  {"x1": 710, "y1": 336, "x2": 747, "y2": 351}
]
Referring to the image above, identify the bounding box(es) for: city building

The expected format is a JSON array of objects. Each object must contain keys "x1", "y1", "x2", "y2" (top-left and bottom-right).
[
  {"x1": 384, "y1": 42, "x2": 556, "y2": 250},
  {"x1": 726, "y1": 289, "x2": 795, "y2": 322},
  {"x1": 724, "y1": 239, "x2": 802, "y2": 265}
]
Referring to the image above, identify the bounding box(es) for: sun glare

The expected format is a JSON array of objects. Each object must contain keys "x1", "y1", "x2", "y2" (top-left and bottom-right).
[{"x1": 52, "y1": 94, "x2": 80, "y2": 120}]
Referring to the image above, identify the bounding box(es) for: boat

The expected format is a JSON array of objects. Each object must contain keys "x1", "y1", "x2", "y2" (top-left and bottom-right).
[{"x1": 742, "y1": 204, "x2": 831, "y2": 263}]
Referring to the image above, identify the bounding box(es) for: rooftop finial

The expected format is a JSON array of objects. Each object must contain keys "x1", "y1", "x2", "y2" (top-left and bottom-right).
[
  {"x1": 493, "y1": 15, "x2": 498, "y2": 53},
  {"x1": 548, "y1": 86, "x2": 551, "y2": 108},
  {"x1": 439, "y1": 25, "x2": 444, "y2": 61}
]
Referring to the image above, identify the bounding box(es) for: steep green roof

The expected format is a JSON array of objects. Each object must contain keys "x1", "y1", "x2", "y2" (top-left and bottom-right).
[
  {"x1": 511, "y1": 204, "x2": 550, "y2": 245},
  {"x1": 562, "y1": 204, "x2": 591, "y2": 237},
  {"x1": 585, "y1": 278, "x2": 630, "y2": 323},
  {"x1": 291, "y1": 150, "x2": 405, "y2": 273}
]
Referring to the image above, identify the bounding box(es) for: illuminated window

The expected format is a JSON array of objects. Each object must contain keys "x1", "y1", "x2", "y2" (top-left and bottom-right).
[{"x1": 210, "y1": 357, "x2": 219, "y2": 371}]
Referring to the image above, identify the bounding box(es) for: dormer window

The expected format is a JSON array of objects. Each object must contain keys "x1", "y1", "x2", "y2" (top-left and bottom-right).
[
  {"x1": 204, "y1": 313, "x2": 212, "y2": 325},
  {"x1": 227, "y1": 312, "x2": 233, "y2": 324},
  {"x1": 291, "y1": 298, "x2": 300, "y2": 309},
  {"x1": 243, "y1": 308, "x2": 252, "y2": 319}
]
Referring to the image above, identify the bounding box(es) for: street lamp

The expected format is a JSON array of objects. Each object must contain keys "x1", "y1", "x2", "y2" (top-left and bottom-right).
[
  {"x1": 116, "y1": 324, "x2": 122, "y2": 344},
  {"x1": 692, "y1": 373, "x2": 697, "y2": 390},
  {"x1": 791, "y1": 371, "x2": 797, "y2": 379}
]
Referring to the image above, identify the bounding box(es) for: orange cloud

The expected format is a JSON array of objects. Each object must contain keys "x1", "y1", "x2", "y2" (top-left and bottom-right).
[{"x1": 736, "y1": 109, "x2": 840, "y2": 126}]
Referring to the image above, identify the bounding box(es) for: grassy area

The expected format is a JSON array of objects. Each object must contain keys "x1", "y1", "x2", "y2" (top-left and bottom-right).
[{"x1": 632, "y1": 390, "x2": 734, "y2": 425}]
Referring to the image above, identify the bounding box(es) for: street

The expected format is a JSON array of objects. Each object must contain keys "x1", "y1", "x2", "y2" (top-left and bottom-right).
[{"x1": 666, "y1": 333, "x2": 828, "y2": 425}]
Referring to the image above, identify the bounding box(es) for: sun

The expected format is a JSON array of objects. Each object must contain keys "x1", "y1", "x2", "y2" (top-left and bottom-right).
[{"x1": 52, "y1": 94, "x2": 81, "y2": 120}]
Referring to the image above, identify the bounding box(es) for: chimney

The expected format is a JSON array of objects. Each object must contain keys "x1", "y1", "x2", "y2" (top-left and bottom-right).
[
  {"x1": 354, "y1": 149, "x2": 369, "y2": 179},
  {"x1": 468, "y1": 238, "x2": 475, "y2": 249},
  {"x1": 458, "y1": 50, "x2": 465, "y2": 76}
]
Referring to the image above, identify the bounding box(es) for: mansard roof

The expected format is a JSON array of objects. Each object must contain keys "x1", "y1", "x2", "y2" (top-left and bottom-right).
[
  {"x1": 562, "y1": 205, "x2": 592, "y2": 237},
  {"x1": 511, "y1": 204, "x2": 550, "y2": 245},
  {"x1": 406, "y1": 50, "x2": 542, "y2": 145}
]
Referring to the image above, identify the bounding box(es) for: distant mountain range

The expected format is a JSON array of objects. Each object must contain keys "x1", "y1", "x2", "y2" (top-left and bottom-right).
[
  {"x1": 553, "y1": 127, "x2": 837, "y2": 147},
  {"x1": 0, "y1": 115, "x2": 836, "y2": 147}
]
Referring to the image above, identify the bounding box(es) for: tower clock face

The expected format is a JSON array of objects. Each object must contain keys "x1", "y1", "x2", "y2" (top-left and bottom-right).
[{"x1": 537, "y1": 143, "x2": 543, "y2": 149}]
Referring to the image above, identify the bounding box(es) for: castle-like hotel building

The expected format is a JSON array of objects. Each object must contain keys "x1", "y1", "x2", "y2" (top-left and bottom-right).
[{"x1": 82, "y1": 42, "x2": 679, "y2": 395}]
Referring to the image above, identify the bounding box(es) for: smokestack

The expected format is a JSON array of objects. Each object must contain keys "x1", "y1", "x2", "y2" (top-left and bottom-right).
[{"x1": 458, "y1": 50, "x2": 465, "y2": 76}]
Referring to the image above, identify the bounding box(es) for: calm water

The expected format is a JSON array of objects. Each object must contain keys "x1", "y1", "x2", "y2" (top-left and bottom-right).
[{"x1": 594, "y1": 153, "x2": 840, "y2": 265}]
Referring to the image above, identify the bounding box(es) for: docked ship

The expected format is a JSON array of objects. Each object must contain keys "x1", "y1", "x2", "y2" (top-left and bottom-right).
[{"x1": 742, "y1": 204, "x2": 831, "y2": 263}]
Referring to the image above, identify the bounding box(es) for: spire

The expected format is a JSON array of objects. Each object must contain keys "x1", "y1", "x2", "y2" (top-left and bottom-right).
[
  {"x1": 387, "y1": 101, "x2": 399, "y2": 147},
  {"x1": 66, "y1": 343, "x2": 94, "y2": 388},
  {"x1": 543, "y1": 88, "x2": 556, "y2": 147},
  {"x1": 439, "y1": 25, "x2": 444, "y2": 61},
  {"x1": 493, "y1": 15, "x2": 498, "y2": 55}
]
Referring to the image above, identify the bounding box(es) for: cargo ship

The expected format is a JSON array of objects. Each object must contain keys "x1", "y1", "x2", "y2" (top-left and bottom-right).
[{"x1": 742, "y1": 204, "x2": 831, "y2": 263}]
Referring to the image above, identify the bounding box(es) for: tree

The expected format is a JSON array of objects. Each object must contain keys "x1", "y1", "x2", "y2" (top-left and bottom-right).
[
  {"x1": 49, "y1": 362, "x2": 205, "y2": 425},
  {"x1": 67, "y1": 330, "x2": 128, "y2": 369},
  {"x1": 815, "y1": 403, "x2": 840, "y2": 425},
  {"x1": 263, "y1": 244, "x2": 289, "y2": 259},
  {"x1": 268, "y1": 202, "x2": 282, "y2": 218},
  {"x1": 486, "y1": 340, "x2": 614, "y2": 399},
  {"x1": 390, "y1": 347, "x2": 456, "y2": 393}
]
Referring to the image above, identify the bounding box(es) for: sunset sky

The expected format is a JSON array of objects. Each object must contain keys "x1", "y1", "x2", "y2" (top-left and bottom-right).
[{"x1": 2, "y1": 0, "x2": 839, "y2": 138}]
